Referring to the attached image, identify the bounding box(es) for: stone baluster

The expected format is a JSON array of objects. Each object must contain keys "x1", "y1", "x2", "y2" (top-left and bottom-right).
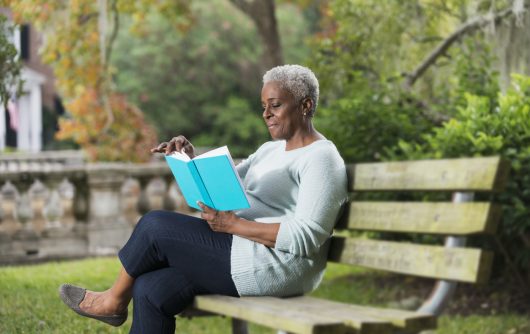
[
  {"x1": 1, "y1": 181, "x2": 18, "y2": 229},
  {"x1": 136, "y1": 175, "x2": 152, "y2": 216},
  {"x1": 13, "y1": 175, "x2": 37, "y2": 238},
  {"x1": 86, "y1": 166, "x2": 131, "y2": 255},
  {"x1": 71, "y1": 173, "x2": 89, "y2": 232},
  {"x1": 42, "y1": 174, "x2": 65, "y2": 232},
  {"x1": 12, "y1": 174, "x2": 39, "y2": 258},
  {"x1": 162, "y1": 175, "x2": 178, "y2": 211}
]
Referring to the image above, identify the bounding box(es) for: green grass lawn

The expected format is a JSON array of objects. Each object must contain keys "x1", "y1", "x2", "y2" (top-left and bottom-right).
[{"x1": 0, "y1": 257, "x2": 528, "y2": 333}]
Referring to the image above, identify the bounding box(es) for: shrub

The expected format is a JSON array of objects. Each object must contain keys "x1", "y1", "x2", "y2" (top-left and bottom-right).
[
  {"x1": 316, "y1": 79, "x2": 433, "y2": 163},
  {"x1": 394, "y1": 74, "x2": 530, "y2": 279}
]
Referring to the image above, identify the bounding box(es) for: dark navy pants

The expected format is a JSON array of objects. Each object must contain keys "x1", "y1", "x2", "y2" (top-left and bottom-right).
[{"x1": 118, "y1": 210, "x2": 239, "y2": 334}]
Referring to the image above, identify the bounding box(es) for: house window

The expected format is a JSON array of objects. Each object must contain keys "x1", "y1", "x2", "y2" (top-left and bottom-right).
[{"x1": 20, "y1": 24, "x2": 30, "y2": 61}]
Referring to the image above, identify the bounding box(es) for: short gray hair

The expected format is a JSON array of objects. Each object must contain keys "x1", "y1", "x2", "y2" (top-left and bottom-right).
[{"x1": 263, "y1": 64, "x2": 319, "y2": 114}]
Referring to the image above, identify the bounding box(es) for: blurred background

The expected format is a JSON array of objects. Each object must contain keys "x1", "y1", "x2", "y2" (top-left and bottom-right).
[{"x1": 0, "y1": 0, "x2": 529, "y2": 333}]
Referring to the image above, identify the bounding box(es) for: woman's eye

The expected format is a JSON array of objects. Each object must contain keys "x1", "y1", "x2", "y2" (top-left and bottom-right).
[{"x1": 272, "y1": 104, "x2": 281, "y2": 108}]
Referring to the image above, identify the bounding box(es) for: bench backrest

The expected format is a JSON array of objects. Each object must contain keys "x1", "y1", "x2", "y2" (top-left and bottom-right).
[{"x1": 328, "y1": 156, "x2": 509, "y2": 284}]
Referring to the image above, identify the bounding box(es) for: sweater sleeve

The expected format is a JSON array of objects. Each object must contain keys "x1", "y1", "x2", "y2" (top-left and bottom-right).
[
  {"x1": 236, "y1": 155, "x2": 253, "y2": 180},
  {"x1": 274, "y1": 148, "x2": 348, "y2": 257}
]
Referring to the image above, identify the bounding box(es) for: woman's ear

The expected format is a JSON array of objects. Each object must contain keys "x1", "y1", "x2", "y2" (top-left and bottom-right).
[{"x1": 301, "y1": 97, "x2": 313, "y2": 116}]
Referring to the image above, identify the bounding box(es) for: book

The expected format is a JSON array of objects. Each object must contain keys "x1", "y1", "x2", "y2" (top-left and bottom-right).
[{"x1": 164, "y1": 146, "x2": 250, "y2": 211}]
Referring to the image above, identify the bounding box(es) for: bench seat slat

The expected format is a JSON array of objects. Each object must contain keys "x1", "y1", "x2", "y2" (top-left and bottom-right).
[
  {"x1": 328, "y1": 238, "x2": 493, "y2": 283},
  {"x1": 194, "y1": 295, "x2": 348, "y2": 334},
  {"x1": 281, "y1": 296, "x2": 436, "y2": 332},
  {"x1": 337, "y1": 202, "x2": 500, "y2": 234},
  {"x1": 349, "y1": 156, "x2": 508, "y2": 192},
  {"x1": 194, "y1": 295, "x2": 407, "y2": 334}
]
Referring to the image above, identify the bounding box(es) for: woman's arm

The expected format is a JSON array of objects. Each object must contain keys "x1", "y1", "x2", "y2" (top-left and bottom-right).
[{"x1": 198, "y1": 202, "x2": 279, "y2": 247}]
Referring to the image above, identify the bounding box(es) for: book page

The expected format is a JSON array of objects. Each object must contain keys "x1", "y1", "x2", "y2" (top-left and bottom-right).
[
  {"x1": 168, "y1": 150, "x2": 191, "y2": 162},
  {"x1": 194, "y1": 146, "x2": 229, "y2": 159}
]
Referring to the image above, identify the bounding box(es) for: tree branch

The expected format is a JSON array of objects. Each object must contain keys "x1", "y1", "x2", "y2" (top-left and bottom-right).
[
  {"x1": 229, "y1": 0, "x2": 252, "y2": 15},
  {"x1": 104, "y1": 0, "x2": 119, "y2": 71},
  {"x1": 229, "y1": 0, "x2": 283, "y2": 69},
  {"x1": 403, "y1": 6, "x2": 517, "y2": 89}
]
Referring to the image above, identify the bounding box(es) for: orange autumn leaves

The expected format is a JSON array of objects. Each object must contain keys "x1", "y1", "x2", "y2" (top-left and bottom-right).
[
  {"x1": 4, "y1": 0, "x2": 191, "y2": 162},
  {"x1": 57, "y1": 89, "x2": 157, "y2": 162}
]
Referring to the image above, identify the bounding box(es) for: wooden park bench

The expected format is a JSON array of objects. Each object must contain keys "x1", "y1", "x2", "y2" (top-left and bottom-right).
[{"x1": 183, "y1": 156, "x2": 509, "y2": 334}]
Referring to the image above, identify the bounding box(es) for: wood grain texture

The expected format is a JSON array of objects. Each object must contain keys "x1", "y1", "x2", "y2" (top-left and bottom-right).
[
  {"x1": 335, "y1": 202, "x2": 501, "y2": 234},
  {"x1": 328, "y1": 237, "x2": 493, "y2": 283},
  {"x1": 194, "y1": 295, "x2": 400, "y2": 334},
  {"x1": 347, "y1": 156, "x2": 509, "y2": 192},
  {"x1": 194, "y1": 295, "x2": 348, "y2": 334}
]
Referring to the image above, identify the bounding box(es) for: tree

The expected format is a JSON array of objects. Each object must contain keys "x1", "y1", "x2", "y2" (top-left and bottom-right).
[
  {"x1": 0, "y1": 13, "x2": 22, "y2": 108},
  {"x1": 310, "y1": 0, "x2": 528, "y2": 162},
  {"x1": 3, "y1": 0, "x2": 192, "y2": 161},
  {"x1": 111, "y1": 0, "x2": 310, "y2": 156},
  {"x1": 111, "y1": 1, "x2": 264, "y2": 142},
  {"x1": 229, "y1": 0, "x2": 283, "y2": 70}
]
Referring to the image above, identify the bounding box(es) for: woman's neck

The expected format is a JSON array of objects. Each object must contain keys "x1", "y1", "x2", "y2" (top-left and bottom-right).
[{"x1": 285, "y1": 123, "x2": 324, "y2": 151}]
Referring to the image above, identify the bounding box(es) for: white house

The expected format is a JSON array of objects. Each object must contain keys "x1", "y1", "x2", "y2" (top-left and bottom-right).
[
  {"x1": 1, "y1": 17, "x2": 57, "y2": 153},
  {"x1": 0, "y1": 67, "x2": 45, "y2": 152}
]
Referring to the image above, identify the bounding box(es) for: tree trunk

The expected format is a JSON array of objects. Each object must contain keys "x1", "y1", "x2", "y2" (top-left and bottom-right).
[
  {"x1": 229, "y1": 0, "x2": 283, "y2": 71},
  {"x1": 493, "y1": 12, "x2": 530, "y2": 92}
]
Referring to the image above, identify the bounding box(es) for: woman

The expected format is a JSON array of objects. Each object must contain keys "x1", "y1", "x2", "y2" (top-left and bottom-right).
[{"x1": 59, "y1": 64, "x2": 348, "y2": 333}]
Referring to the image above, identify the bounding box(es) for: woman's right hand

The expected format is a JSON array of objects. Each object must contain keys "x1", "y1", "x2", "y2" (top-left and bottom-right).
[{"x1": 150, "y1": 135, "x2": 196, "y2": 158}]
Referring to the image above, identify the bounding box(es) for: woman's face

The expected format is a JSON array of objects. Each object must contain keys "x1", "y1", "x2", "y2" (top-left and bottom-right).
[{"x1": 261, "y1": 81, "x2": 304, "y2": 141}]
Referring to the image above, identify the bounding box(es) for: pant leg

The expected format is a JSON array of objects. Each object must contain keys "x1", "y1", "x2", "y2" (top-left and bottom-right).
[
  {"x1": 118, "y1": 210, "x2": 238, "y2": 295},
  {"x1": 129, "y1": 268, "x2": 194, "y2": 334},
  {"x1": 118, "y1": 210, "x2": 239, "y2": 333}
]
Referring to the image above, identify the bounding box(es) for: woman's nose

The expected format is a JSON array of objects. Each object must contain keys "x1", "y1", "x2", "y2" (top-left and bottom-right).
[{"x1": 262, "y1": 107, "x2": 271, "y2": 118}]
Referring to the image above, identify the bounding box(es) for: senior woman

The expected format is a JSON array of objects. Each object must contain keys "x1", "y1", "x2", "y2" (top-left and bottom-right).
[{"x1": 59, "y1": 64, "x2": 348, "y2": 333}]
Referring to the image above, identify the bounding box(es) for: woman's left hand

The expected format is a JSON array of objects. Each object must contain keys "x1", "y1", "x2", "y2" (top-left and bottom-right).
[{"x1": 198, "y1": 202, "x2": 238, "y2": 233}]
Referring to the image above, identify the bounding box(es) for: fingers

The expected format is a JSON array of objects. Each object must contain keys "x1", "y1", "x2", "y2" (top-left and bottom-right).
[
  {"x1": 198, "y1": 202, "x2": 217, "y2": 222},
  {"x1": 166, "y1": 136, "x2": 193, "y2": 155},
  {"x1": 198, "y1": 201, "x2": 214, "y2": 213},
  {"x1": 150, "y1": 135, "x2": 194, "y2": 155},
  {"x1": 150, "y1": 141, "x2": 168, "y2": 153}
]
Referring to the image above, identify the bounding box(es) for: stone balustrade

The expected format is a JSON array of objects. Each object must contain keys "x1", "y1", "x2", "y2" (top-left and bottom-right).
[
  {"x1": 0, "y1": 150, "x2": 85, "y2": 173},
  {"x1": 0, "y1": 159, "x2": 194, "y2": 265}
]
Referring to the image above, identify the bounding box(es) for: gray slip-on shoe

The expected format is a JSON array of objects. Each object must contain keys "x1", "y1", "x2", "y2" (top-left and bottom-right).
[{"x1": 58, "y1": 284, "x2": 128, "y2": 327}]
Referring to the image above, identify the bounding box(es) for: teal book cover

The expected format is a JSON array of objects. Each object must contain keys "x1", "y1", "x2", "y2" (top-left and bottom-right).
[{"x1": 164, "y1": 146, "x2": 250, "y2": 211}]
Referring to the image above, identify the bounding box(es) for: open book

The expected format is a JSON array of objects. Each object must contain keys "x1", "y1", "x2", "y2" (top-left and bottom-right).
[{"x1": 164, "y1": 146, "x2": 250, "y2": 211}]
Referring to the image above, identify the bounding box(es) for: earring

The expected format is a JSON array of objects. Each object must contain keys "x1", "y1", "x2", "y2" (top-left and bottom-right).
[{"x1": 303, "y1": 112, "x2": 307, "y2": 116}]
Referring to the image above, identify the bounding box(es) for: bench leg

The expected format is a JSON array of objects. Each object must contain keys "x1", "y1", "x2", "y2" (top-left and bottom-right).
[{"x1": 232, "y1": 318, "x2": 249, "y2": 334}]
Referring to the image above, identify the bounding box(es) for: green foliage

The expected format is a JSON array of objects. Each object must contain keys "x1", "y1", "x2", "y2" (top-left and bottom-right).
[
  {"x1": 309, "y1": 0, "x2": 506, "y2": 164},
  {"x1": 193, "y1": 97, "x2": 269, "y2": 157},
  {"x1": 449, "y1": 37, "x2": 500, "y2": 113},
  {"x1": 395, "y1": 74, "x2": 530, "y2": 275},
  {"x1": 112, "y1": 1, "x2": 262, "y2": 141},
  {"x1": 308, "y1": 0, "x2": 495, "y2": 163},
  {"x1": 0, "y1": 14, "x2": 23, "y2": 107},
  {"x1": 276, "y1": 3, "x2": 312, "y2": 65},
  {"x1": 315, "y1": 80, "x2": 432, "y2": 162},
  {"x1": 112, "y1": 0, "x2": 310, "y2": 155},
  {"x1": 310, "y1": 0, "x2": 456, "y2": 98}
]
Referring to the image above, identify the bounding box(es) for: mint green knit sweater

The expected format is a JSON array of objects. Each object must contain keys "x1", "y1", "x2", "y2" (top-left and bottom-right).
[{"x1": 231, "y1": 140, "x2": 348, "y2": 297}]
